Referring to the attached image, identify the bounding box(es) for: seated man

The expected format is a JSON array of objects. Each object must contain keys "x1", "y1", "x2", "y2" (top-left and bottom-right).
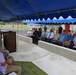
[
  {"x1": 73, "y1": 31, "x2": 76, "y2": 38},
  {"x1": 63, "y1": 30, "x2": 73, "y2": 47},
  {"x1": 31, "y1": 28, "x2": 39, "y2": 44},
  {"x1": 40, "y1": 30, "x2": 48, "y2": 41},
  {"x1": 0, "y1": 48, "x2": 21, "y2": 75},
  {"x1": 0, "y1": 47, "x2": 14, "y2": 62},
  {"x1": 0, "y1": 47, "x2": 9, "y2": 54},
  {"x1": 73, "y1": 37, "x2": 76, "y2": 48},
  {"x1": 0, "y1": 33, "x2": 2, "y2": 48},
  {"x1": 58, "y1": 30, "x2": 66, "y2": 46},
  {"x1": 47, "y1": 29, "x2": 55, "y2": 43},
  {"x1": 52, "y1": 30, "x2": 60, "y2": 44},
  {"x1": 38, "y1": 28, "x2": 42, "y2": 40}
]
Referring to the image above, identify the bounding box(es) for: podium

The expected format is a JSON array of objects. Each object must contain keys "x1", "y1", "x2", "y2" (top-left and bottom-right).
[{"x1": 3, "y1": 31, "x2": 16, "y2": 53}]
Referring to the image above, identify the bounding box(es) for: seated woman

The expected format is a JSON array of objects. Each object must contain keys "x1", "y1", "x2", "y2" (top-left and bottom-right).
[
  {"x1": 27, "y1": 28, "x2": 35, "y2": 37},
  {"x1": 63, "y1": 30, "x2": 73, "y2": 47},
  {"x1": 52, "y1": 30, "x2": 60, "y2": 44}
]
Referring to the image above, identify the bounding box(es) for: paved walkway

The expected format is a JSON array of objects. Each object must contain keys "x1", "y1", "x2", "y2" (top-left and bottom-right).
[{"x1": 10, "y1": 39, "x2": 76, "y2": 75}]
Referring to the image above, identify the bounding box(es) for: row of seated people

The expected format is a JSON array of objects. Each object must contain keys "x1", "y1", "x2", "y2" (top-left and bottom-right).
[
  {"x1": 40, "y1": 29, "x2": 76, "y2": 49},
  {"x1": 27, "y1": 27, "x2": 76, "y2": 49}
]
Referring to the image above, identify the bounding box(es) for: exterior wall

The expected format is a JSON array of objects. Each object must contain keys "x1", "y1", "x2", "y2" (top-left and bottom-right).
[
  {"x1": 38, "y1": 40, "x2": 76, "y2": 62},
  {"x1": 16, "y1": 34, "x2": 32, "y2": 43}
]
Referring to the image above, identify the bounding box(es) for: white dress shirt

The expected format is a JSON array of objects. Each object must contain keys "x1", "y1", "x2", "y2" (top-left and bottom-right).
[{"x1": 47, "y1": 32, "x2": 55, "y2": 39}]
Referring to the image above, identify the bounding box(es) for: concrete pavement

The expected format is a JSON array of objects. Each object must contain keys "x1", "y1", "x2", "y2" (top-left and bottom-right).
[{"x1": 10, "y1": 39, "x2": 76, "y2": 75}]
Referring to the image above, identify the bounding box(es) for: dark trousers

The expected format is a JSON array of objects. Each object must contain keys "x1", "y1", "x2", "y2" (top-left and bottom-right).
[
  {"x1": 47, "y1": 38, "x2": 53, "y2": 43},
  {"x1": 58, "y1": 41, "x2": 63, "y2": 46},
  {"x1": 51, "y1": 40, "x2": 59, "y2": 45},
  {"x1": 31, "y1": 36, "x2": 38, "y2": 45},
  {"x1": 40, "y1": 36, "x2": 47, "y2": 42}
]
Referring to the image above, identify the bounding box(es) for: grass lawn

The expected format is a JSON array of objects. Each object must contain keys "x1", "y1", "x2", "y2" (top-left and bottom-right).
[
  {"x1": 0, "y1": 24, "x2": 32, "y2": 30},
  {"x1": 6, "y1": 25, "x2": 33, "y2": 30},
  {"x1": 0, "y1": 24, "x2": 51, "y2": 31},
  {"x1": 14, "y1": 61, "x2": 47, "y2": 75}
]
